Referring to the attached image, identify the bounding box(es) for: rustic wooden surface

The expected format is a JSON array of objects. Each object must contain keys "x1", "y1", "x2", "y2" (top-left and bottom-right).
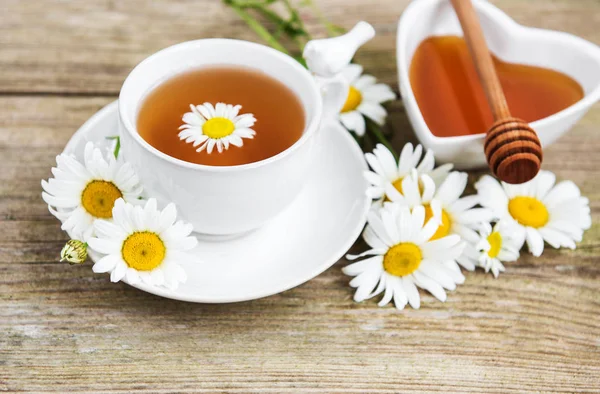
[{"x1": 1, "y1": 1, "x2": 599, "y2": 392}]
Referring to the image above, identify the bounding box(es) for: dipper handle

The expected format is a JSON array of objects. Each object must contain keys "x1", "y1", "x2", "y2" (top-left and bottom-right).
[{"x1": 450, "y1": 0, "x2": 542, "y2": 184}]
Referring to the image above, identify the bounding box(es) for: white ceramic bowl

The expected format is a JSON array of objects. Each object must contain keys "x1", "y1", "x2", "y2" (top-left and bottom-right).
[{"x1": 397, "y1": 0, "x2": 600, "y2": 169}]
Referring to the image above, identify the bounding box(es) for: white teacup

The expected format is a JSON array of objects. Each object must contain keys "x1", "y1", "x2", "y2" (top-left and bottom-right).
[{"x1": 119, "y1": 39, "x2": 347, "y2": 236}]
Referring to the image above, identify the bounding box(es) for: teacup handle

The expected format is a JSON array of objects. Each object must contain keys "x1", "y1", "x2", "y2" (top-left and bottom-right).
[{"x1": 316, "y1": 74, "x2": 349, "y2": 123}]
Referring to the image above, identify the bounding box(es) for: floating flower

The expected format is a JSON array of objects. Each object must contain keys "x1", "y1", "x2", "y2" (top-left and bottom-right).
[
  {"x1": 385, "y1": 171, "x2": 493, "y2": 270},
  {"x1": 364, "y1": 143, "x2": 453, "y2": 203},
  {"x1": 88, "y1": 198, "x2": 197, "y2": 290},
  {"x1": 179, "y1": 102, "x2": 256, "y2": 154},
  {"x1": 42, "y1": 142, "x2": 143, "y2": 241},
  {"x1": 472, "y1": 221, "x2": 521, "y2": 278},
  {"x1": 337, "y1": 65, "x2": 396, "y2": 136},
  {"x1": 343, "y1": 203, "x2": 465, "y2": 310},
  {"x1": 475, "y1": 171, "x2": 591, "y2": 257},
  {"x1": 60, "y1": 239, "x2": 88, "y2": 265}
]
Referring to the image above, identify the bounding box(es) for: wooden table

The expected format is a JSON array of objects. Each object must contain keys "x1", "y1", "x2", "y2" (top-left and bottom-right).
[{"x1": 2, "y1": 1, "x2": 599, "y2": 392}]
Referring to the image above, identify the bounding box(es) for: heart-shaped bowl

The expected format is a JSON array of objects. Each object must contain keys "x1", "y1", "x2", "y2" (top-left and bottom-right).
[{"x1": 397, "y1": 0, "x2": 600, "y2": 169}]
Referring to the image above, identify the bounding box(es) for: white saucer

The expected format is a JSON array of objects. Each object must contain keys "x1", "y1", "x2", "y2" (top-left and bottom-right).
[{"x1": 63, "y1": 101, "x2": 370, "y2": 303}]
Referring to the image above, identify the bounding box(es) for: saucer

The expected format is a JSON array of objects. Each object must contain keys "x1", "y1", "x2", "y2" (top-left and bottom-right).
[{"x1": 63, "y1": 101, "x2": 370, "y2": 303}]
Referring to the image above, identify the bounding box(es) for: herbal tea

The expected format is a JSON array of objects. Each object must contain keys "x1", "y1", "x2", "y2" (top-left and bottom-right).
[
  {"x1": 410, "y1": 36, "x2": 584, "y2": 137},
  {"x1": 137, "y1": 66, "x2": 305, "y2": 166}
]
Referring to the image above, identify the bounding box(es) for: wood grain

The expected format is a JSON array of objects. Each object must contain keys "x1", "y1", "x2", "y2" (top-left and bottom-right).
[{"x1": 1, "y1": 1, "x2": 600, "y2": 393}]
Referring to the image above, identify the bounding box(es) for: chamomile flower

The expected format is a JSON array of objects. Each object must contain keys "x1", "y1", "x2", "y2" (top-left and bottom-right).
[
  {"x1": 385, "y1": 171, "x2": 493, "y2": 270},
  {"x1": 88, "y1": 198, "x2": 197, "y2": 290},
  {"x1": 338, "y1": 64, "x2": 396, "y2": 136},
  {"x1": 364, "y1": 143, "x2": 453, "y2": 203},
  {"x1": 179, "y1": 102, "x2": 256, "y2": 154},
  {"x1": 42, "y1": 142, "x2": 143, "y2": 242},
  {"x1": 476, "y1": 171, "x2": 591, "y2": 257},
  {"x1": 343, "y1": 203, "x2": 465, "y2": 310},
  {"x1": 60, "y1": 239, "x2": 88, "y2": 265},
  {"x1": 472, "y1": 221, "x2": 521, "y2": 278}
]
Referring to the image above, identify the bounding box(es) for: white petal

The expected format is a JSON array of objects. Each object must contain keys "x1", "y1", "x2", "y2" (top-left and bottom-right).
[
  {"x1": 435, "y1": 171, "x2": 467, "y2": 205},
  {"x1": 397, "y1": 143, "x2": 416, "y2": 175},
  {"x1": 413, "y1": 271, "x2": 447, "y2": 302},
  {"x1": 87, "y1": 237, "x2": 121, "y2": 255},
  {"x1": 538, "y1": 227, "x2": 576, "y2": 249},
  {"x1": 339, "y1": 111, "x2": 366, "y2": 136},
  {"x1": 350, "y1": 266, "x2": 382, "y2": 302},
  {"x1": 378, "y1": 275, "x2": 394, "y2": 307},
  {"x1": 367, "y1": 210, "x2": 395, "y2": 246},
  {"x1": 342, "y1": 256, "x2": 383, "y2": 276},
  {"x1": 402, "y1": 276, "x2": 420, "y2": 309},
  {"x1": 475, "y1": 175, "x2": 509, "y2": 217},
  {"x1": 357, "y1": 102, "x2": 387, "y2": 125},
  {"x1": 340, "y1": 63, "x2": 363, "y2": 83},
  {"x1": 542, "y1": 180, "x2": 581, "y2": 210},
  {"x1": 92, "y1": 255, "x2": 120, "y2": 273},
  {"x1": 525, "y1": 227, "x2": 545, "y2": 257},
  {"x1": 362, "y1": 83, "x2": 396, "y2": 103},
  {"x1": 534, "y1": 171, "x2": 556, "y2": 200},
  {"x1": 373, "y1": 144, "x2": 398, "y2": 181},
  {"x1": 391, "y1": 277, "x2": 408, "y2": 310},
  {"x1": 110, "y1": 261, "x2": 128, "y2": 283}
]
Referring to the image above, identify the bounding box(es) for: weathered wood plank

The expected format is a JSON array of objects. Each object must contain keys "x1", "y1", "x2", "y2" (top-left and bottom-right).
[
  {"x1": 2, "y1": 1, "x2": 600, "y2": 392},
  {"x1": 0, "y1": 0, "x2": 599, "y2": 94}
]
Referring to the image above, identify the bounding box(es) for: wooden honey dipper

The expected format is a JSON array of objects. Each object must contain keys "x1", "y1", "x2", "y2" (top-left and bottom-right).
[{"x1": 450, "y1": 0, "x2": 542, "y2": 184}]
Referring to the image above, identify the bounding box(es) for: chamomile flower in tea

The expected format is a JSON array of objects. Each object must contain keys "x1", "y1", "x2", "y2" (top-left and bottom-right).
[
  {"x1": 41, "y1": 141, "x2": 143, "y2": 241},
  {"x1": 137, "y1": 66, "x2": 304, "y2": 167},
  {"x1": 179, "y1": 102, "x2": 256, "y2": 154}
]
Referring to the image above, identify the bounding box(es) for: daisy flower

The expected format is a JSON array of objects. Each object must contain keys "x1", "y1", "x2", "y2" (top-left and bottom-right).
[
  {"x1": 385, "y1": 171, "x2": 493, "y2": 270},
  {"x1": 343, "y1": 203, "x2": 465, "y2": 310},
  {"x1": 472, "y1": 221, "x2": 521, "y2": 278},
  {"x1": 88, "y1": 198, "x2": 197, "y2": 290},
  {"x1": 338, "y1": 64, "x2": 396, "y2": 136},
  {"x1": 475, "y1": 171, "x2": 591, "y2": 257},
  {"x1": 60, "y1": 239, "x2": 88, "y2": 265},
  {"x1": 364, "y1": 143, "x2": 453, "y2": 203},
  {"x1": 179, "y1": 102, "x2": 256, "y2": 154},
  {"x1": 42, "y1": 141, "x2": 143, "y2": 241}
]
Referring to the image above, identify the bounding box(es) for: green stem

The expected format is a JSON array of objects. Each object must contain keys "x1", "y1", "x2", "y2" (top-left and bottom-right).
[
  {"x1": 282, "y1": 0, "x2": 312, "y2": 41},
  {"x1": 105, "y1": 136, "x2": 121, "y2": 159},
  {"x1": 230, "y1": 5, "x2": 290, "y2": 54},
  {"x1": 365, "y1": 117, "x2": 397, "y2": 159}
]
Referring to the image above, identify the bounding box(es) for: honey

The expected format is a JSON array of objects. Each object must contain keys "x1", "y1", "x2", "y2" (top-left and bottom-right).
[{"x1": 409, "y1": 36, "x2": 584, "y2": 137}]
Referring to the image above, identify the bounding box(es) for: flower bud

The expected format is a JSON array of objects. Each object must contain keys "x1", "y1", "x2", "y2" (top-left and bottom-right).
[{"x1": 60, "y1": 239, "x2": 88, "y2": 265}]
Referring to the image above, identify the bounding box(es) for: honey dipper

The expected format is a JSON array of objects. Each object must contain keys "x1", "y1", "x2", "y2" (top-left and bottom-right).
[{"x1": 450, "y1": 0, "x2": 542, "y2": 184}]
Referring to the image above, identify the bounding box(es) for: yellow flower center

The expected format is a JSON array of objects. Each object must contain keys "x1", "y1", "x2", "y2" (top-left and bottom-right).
[
  {"x1": 81, "y1": 180, "x2": 123, "y2": 219},
  {"x1": 424, "y1": 204, "x2": 452, "y2": 241},
  {"x1": 487, "y1": 231, "x2": 503, "y2": 258},
  {"x1": 341, "y1": 85, "x2": 362, "y2": 113},
  {"x1": 121, "y1": 231, "x2": 166, "y2": 271},
  {"x1": 508, "y1": 196, "x2": 549, "y2": 228},
  {"x1": 392, "y1": 177, "x2": 405, "y2": 195},
  {"x1": 202, "y1": 117, "x2": 235, "y2": 139},
  {"x1": 383, "y1": 242, "x2": 422, "y2": 277}
]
